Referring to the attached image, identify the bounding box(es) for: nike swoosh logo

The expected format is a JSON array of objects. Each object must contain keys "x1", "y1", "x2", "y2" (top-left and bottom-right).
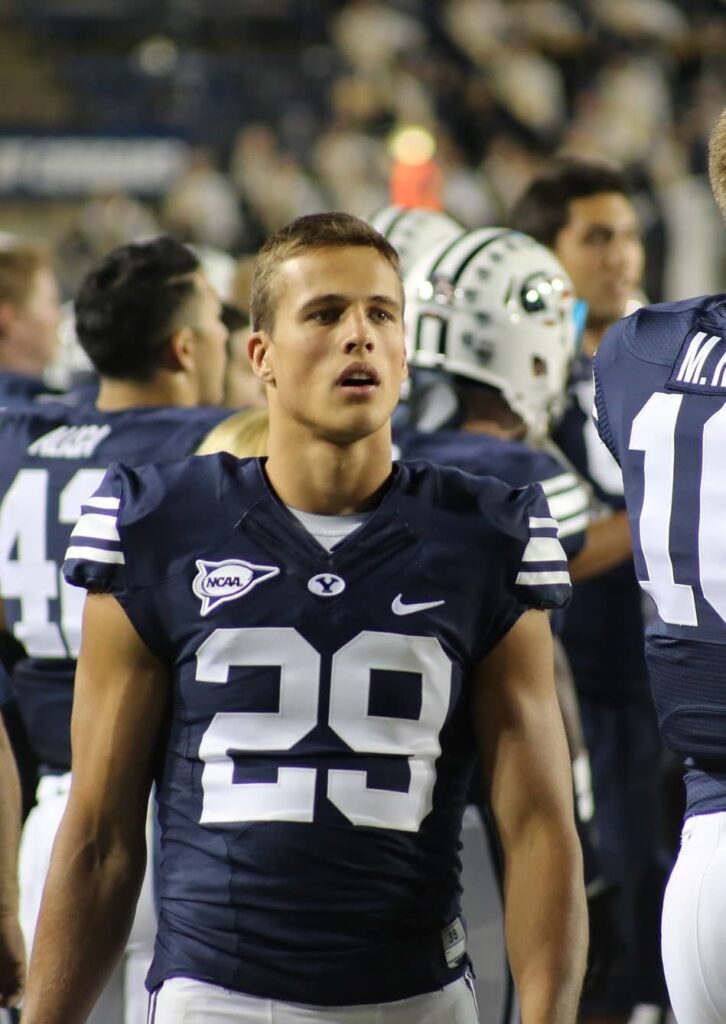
[{"x1": 392, "y1": 594, "x2": 445, "y2": 616}]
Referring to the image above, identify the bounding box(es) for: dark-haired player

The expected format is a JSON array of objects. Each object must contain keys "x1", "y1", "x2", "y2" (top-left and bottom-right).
[
  {"x1": 23, "y1": 213, "x2": 586, "y2": 1024},
  {"x1": 511, "y1": 158, "x2": 666, "y2": 1023},
  {"x1": 0, "y1": 236, "x2": 231, "y2": 1024}
]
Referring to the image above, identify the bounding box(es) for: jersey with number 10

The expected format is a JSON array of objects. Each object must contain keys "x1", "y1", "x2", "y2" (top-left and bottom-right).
[
  {"x1": 0, "y1": 400, "x2": 230, "y2": 768},
  {"x1": 63, "y1": 453, "x2": 570, "y2": 1006},
  {"x1": 594, "y1": 295, "x2": 726, "y2": 814}
]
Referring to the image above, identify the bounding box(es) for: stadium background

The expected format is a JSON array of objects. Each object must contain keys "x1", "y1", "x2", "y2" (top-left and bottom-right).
[{"x1": 0, "y1": 0, "x2": 723, "y2": 305}]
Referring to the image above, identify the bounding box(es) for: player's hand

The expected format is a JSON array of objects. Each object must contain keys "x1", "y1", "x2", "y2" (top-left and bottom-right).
[
  {"x1": 0, "y1": 911, "x2": 25, "y2": 1008},
  {"x1": 583, "y1": 877, "x2": 623, "y2": 994}
]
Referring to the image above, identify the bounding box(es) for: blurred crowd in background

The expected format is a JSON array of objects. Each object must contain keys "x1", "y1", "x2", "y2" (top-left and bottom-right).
[{"x1": 0, "y1": 0, "x2": 724, "y2": 313}]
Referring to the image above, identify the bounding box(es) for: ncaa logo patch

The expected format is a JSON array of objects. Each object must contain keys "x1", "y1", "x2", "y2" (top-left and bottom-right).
[
  {"x1": 307, "y1": 573, "x2": 346, "y2": 597},
  {"x1": 193, "y1": 558, "x2": 279, "y2": 616}
]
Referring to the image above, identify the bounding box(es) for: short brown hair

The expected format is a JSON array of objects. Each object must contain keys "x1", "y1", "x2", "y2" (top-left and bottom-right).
[
  {"x1": 250, "y1": 212, "x2": 401, "y2": 333},
  {"x1": 708, "y1": 107, "x2": 726, "y2": 224},
  {"x1": 0, "y1": 243, "x2": 50, "y2": 310}
]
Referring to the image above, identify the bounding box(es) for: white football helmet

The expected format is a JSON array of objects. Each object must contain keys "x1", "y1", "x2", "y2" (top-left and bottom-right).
[
  {"x1": 367, "y1": 205, "x2": 463, "y2": 277},
  {"x1": 404, "y1": 227, "x2": 578, "y2": 438}
]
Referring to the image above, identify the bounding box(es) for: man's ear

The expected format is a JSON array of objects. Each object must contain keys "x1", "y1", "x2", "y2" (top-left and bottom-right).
[
  {"x1": 248, "y1": 331, "x2": 275, "y2": 385},
  {"x1": 162, "y1": 326, "x2": 195, "y2": 373}
]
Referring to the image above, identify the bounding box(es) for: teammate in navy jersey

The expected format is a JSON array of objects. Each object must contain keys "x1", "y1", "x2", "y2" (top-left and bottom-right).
[
  {"x1": 592, "y1": 107, "x2": 726, "y2": 1024},
  {"x1": 0, "y1": 242, "x2": 62, "y2": 408},
  {"x1": 0, "y1": 236, "x2": 231, "y2": 1024},
  {"x1": 22, "y1": 213, "x2": 587, "y2": 1024},
  {"x1": 511, "y1": 159, "x2": 668, "y2": 1024}
]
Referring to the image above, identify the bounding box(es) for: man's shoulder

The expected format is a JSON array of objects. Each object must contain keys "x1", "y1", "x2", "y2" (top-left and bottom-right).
[
  {"x1": 599, "y1": 294, "x2": 726, "y2": 370},
  {"x1": 2, "y1": 403, "x2": 232, "y2": 468},
  {"x1": 396, "y1": 428, "x2": 564, "y2": 489},
  {"x1": 397, "y1": 456, "x2": 549, "y2": 542},
  {"x1": 63, "y1": 453, "x2": 260, "y2": 593},
  {"x1": 113, "y1": 451, "x2": 256, "y2": 524}
]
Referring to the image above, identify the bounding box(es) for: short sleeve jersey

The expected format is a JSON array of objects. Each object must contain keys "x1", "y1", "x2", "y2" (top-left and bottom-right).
[
  {"x1": 64, "y1": 454, "x2": 570, "y2": 1005},
  {"x1": 594, "y1": 295, "x2": 726, "y2": 810}
]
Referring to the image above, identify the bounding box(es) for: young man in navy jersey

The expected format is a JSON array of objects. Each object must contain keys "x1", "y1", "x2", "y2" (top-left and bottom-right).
[
  {"x1": 23, "y1": 213, "x2": 587, "y2": 1024},
  {"x1": 592, "y1": 107, "x2": 726, "y2": 1024},
  {"x1": 0, "y1": 236, "x2": 231, "y2": 1024},
  {"x1": 511, "y1": 159, "x2": 666, "y2": 1024}
]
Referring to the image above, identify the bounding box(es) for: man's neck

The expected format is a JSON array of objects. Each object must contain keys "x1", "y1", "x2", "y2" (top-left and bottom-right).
[
  {"x1": 0, "y1": 347, "x2": 45, "y2": 378},
  {"x1": 95, "y1": 375, "x2": 197, "y2": 412},
  {"x1": 461, "y1": 418, "x2": 524, "y2": 441},
  {"x1": 264, "y1": 424, "x2": 393, "y2": 516}
]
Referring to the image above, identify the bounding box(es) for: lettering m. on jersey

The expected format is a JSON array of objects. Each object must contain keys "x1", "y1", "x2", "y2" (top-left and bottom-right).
[{"x1": 668, "y1": 328, "x2": 726, "y2": 396}]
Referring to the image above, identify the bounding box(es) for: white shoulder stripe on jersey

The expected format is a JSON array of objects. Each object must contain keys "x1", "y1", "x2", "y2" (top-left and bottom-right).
[
  {"x1": 521, "y1": 537, "x2": 566, "y2": 563},
  {"x1": 528, "y1": 516, "x2": 557, "y2": 530},
  {"x1": 65, "y1": 545, "x2": 125, "y2": 565},
  {"x1": 546, "y1": 487, "x2": 590, "y2": 521},
  {"x1": 84, "y1": 496, "x2": 120, "y2": 511},
  {"x1": 540, "y1": 473, "x2": 577, "y2": 495},
  {"x1": 516, "y1": 570, "x2": 570, "y2": 586},
  {"x1": 556, "y1": 511, "x2": 590, "y2": 538},
  {"x1": 71, "y1": 512, "x2": 120, "y2": 543}
]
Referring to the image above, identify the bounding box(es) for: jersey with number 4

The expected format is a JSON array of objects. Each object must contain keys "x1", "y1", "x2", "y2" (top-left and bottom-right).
[
  {"x1": 594, "y1": 294, "x2": 726, "y2": 814},
  {"x1": 0, "y1": 401, "x2": 230, "y2": 768},
  {"x1": 63, "y1": 454, "x2": 570, "y2": 1006}
]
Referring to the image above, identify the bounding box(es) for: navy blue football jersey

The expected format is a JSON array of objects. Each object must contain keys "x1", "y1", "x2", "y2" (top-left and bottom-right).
[
  {"x1": 394, "y1": 427, "x2": 589, "y2": 560},
  {"x1": 63, "y1": 454, "x2": 570, "y2": 1005},
  {"x1": 0, "y1": 401, "x2": 231, "y2": 768},
  {"x1": 0, "y1": 370, "x2": 59, "y2": 408},
  {"x1": 594, "y1": 295, "x2": 726, "y2": 812},
  {"x1": 553, "y1": 353, "x2": 648, "y2": 694}
]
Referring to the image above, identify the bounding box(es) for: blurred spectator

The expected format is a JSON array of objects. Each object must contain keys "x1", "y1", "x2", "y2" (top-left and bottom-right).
[
  {"x1": 330, "y1": 0, "x2": 428, "y2": 74},
  {"x1": 163, "y1": 146, "x2": 242, "y2": 250},
  {"x1": 230, "y1": 125, "x2": 326, "y2": 235},
  {"x1": 0, "y1": 243, "x2": 61, "y2": 399}
]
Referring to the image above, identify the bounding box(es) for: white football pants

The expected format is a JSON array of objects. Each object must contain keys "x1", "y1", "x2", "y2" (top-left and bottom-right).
[
  {"x1": 19, "y1": 772, "x2": 156, "y2": 1024},
  {"x1": 149, "y1": 975, "x2": 479, "y2": 1024},
  {"x1": 661, "y1": 811, "x2": 726, "y2": 1024}
]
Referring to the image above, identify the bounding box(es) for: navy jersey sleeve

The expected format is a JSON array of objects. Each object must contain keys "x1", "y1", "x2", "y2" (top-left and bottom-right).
[
  {"x1": 467, "y1": 477, "x2": 571, "y2": 663},
  {"x1": 478, "y1": 476, "x2": 571, "y2": 612},
  {"x1": 62, "y1": 460, "x2": 177, "y2": 661},
  {"x1": 500, "y1": 482, "x2": 572, "y2": 611},
  {"x1": 534, "y1": 459, "x2": 588, "y2": 560},
  {"x1": 592, "y1": 319, "x2": 629, "y2": 465},
  {"x1": 63, "y1": 462, "x2": 128, "y2": 593}
]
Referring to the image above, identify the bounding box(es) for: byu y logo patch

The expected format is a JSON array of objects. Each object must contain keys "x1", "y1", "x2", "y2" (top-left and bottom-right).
[{"x1": 193, "y1": 558, "x2": 279, "y2": 616}]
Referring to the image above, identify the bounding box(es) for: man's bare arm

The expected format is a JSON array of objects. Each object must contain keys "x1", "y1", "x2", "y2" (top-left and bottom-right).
[
  {"x1": 22, "y1": 592, "x2": 169, "y2": 1024},
  {"x1": 568, "y1": 509, "x2": 631, "y2": 583},
  {"x1": 474, "y1": 609, "x2": 588, "y2": 1024},
  {"x1": 0, "y1": 714, "x2": 24, "y2": 1008}
]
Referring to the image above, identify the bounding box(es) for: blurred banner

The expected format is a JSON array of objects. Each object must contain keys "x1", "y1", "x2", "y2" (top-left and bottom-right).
[{"x1": 0, "y1": 135, "x2": 189, "y2": 196}]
